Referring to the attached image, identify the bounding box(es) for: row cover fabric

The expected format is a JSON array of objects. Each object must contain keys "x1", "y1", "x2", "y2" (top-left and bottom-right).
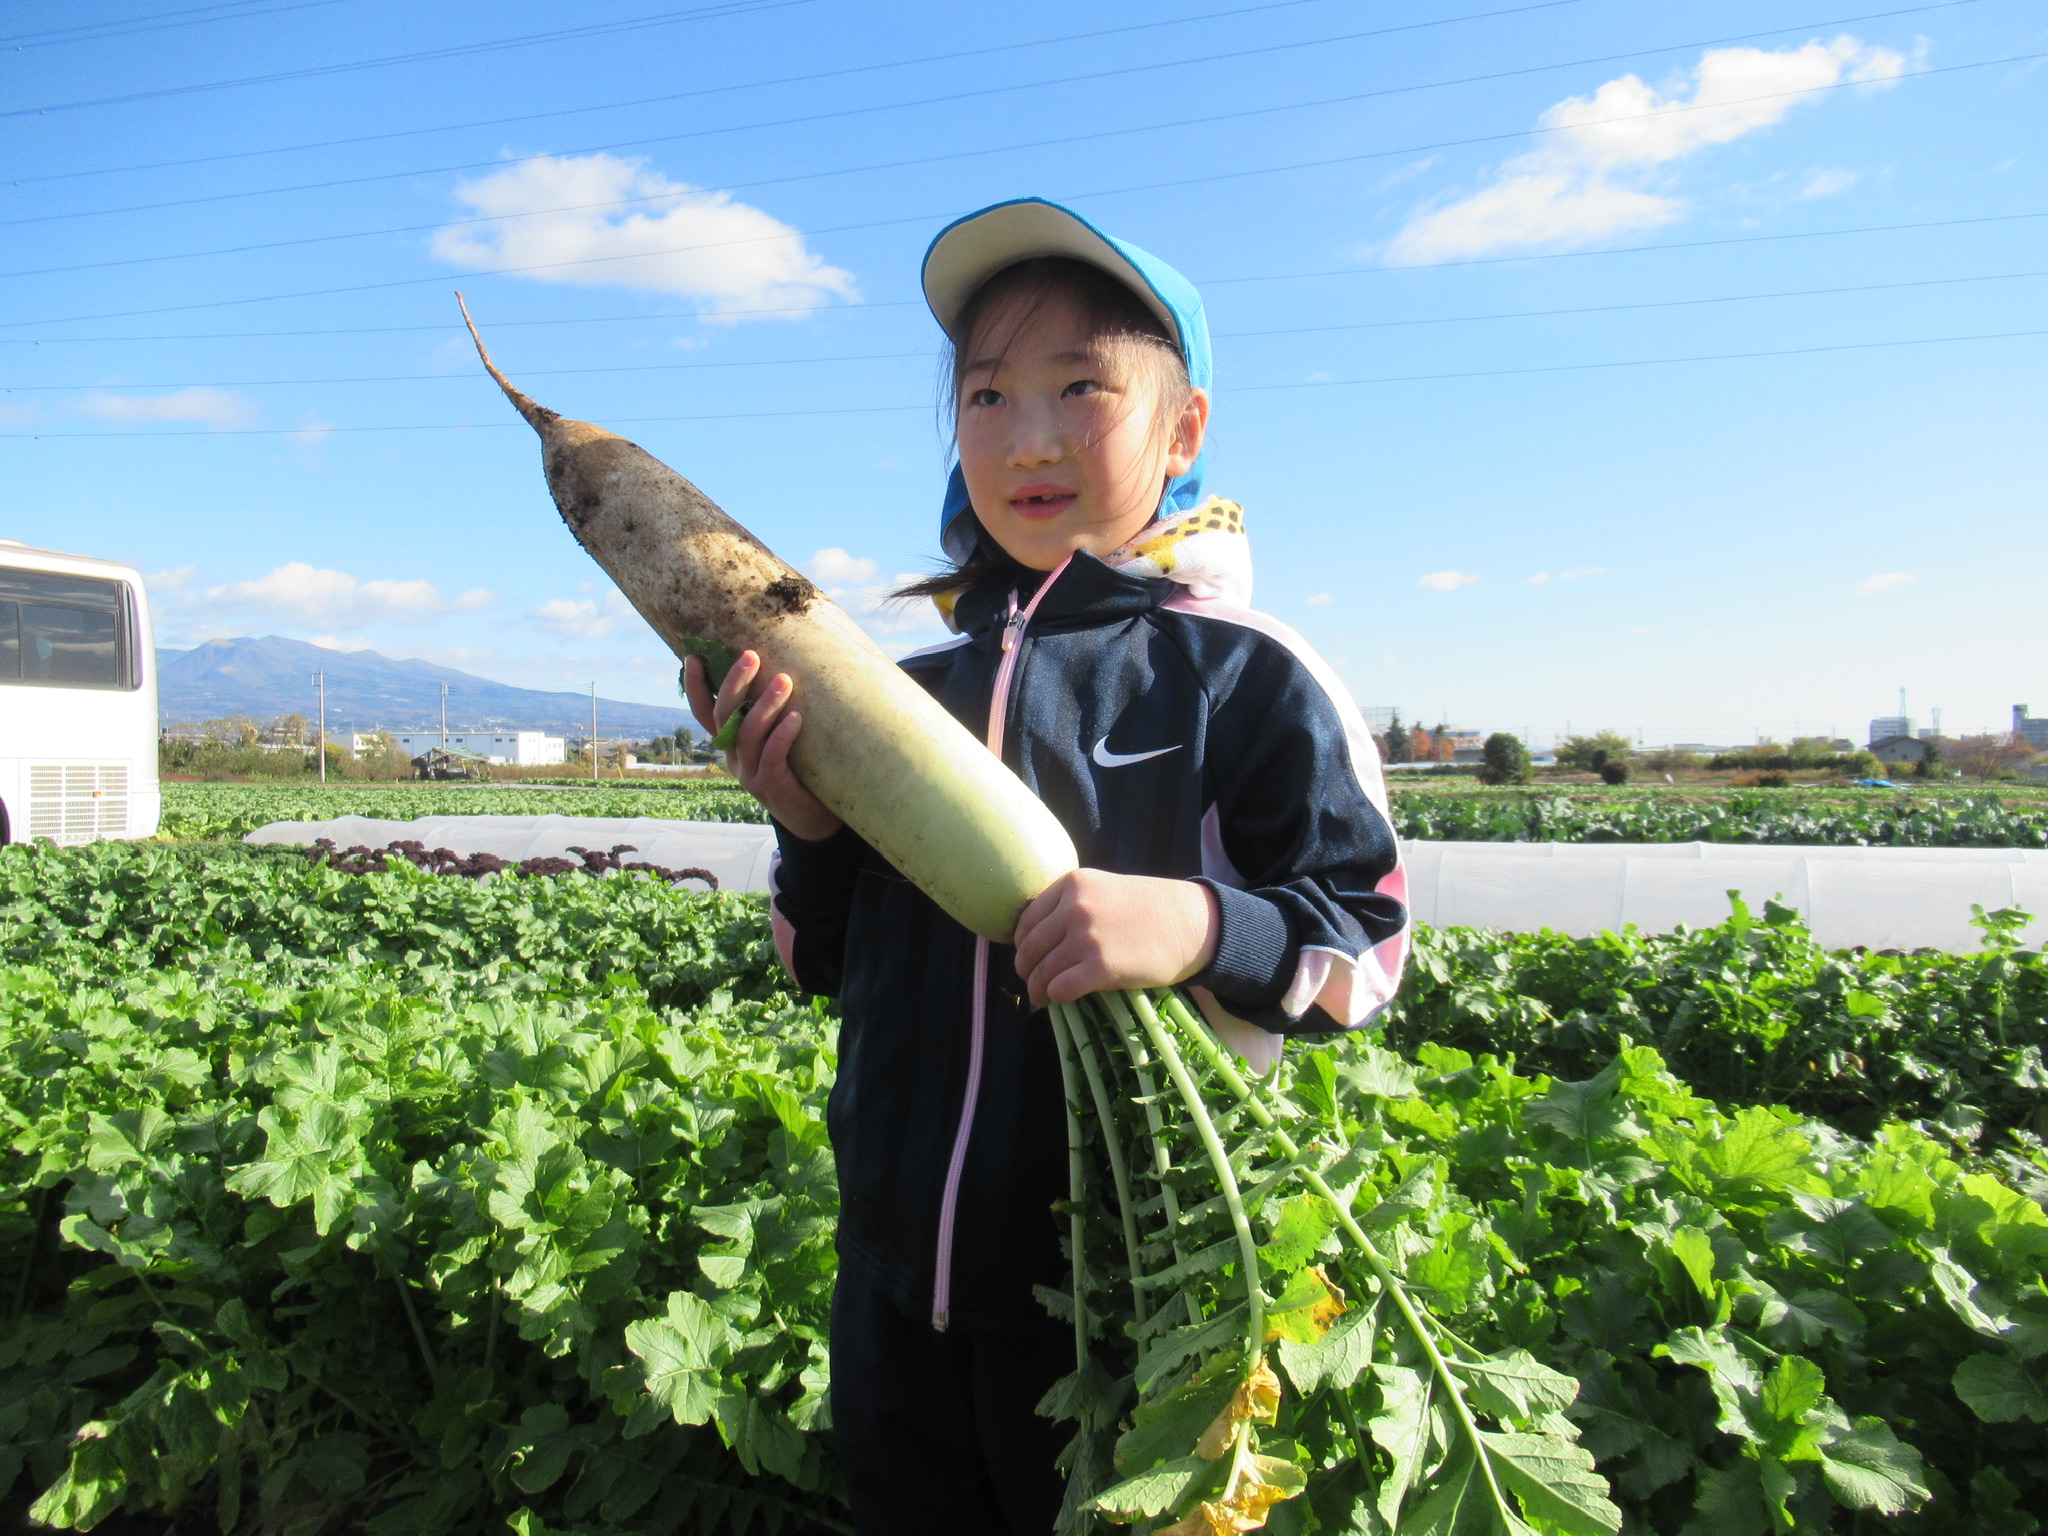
[{"x1": 246, "y1": 816, "x2": 2048, "y2": 954}]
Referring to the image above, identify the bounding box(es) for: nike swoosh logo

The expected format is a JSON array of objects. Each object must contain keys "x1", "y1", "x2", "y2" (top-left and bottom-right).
[{"x1": 1092, "y1": 735, "x2": 1181, "y2": 769}]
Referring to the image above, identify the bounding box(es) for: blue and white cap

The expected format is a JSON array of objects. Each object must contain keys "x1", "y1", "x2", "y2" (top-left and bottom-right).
[{"x1": 921, "y1": 197, "x2": 1213, "y2": 564}]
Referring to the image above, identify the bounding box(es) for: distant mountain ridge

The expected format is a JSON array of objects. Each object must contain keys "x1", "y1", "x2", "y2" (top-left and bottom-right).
[{"x1": 157, "y1": 636, "x2": 691, "y2": 738}]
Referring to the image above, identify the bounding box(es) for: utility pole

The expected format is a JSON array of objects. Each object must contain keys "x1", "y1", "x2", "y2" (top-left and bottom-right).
[
  {"x1": 440, "y1": 683, "x2": 449, "y2": 751},
  {"x1": 590, "y1": 681, "x2": 599, "y2": 784},
  {"x1": 312, "y1": 671, "x2": 327, "y2": 783}
]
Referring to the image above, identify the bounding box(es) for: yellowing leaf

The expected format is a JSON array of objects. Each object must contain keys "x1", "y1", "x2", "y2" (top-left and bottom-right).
[
  {"x1": 1194, "y1": 1359, "x2": 1283, "y2": 1459},
  {"x1": 1264, "y1": 1266, "x2": 1347, "y2": 1345},
  {"x1": 1156, "y1": 1455, "x2": 1308, "y2": 1534},
  {"x1": 1156, "y1": 1501, "x2": 1242, "y2": 1536}
]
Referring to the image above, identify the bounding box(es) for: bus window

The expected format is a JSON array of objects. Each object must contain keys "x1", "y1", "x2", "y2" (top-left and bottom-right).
[{"x1": 0, "y1": 567, "x2": 133, "y2": 690}]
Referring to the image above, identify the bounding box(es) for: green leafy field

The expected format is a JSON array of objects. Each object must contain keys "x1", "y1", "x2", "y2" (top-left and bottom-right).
[
  {"x1": 5, "y1": 842, "x2": 2044, "y2": 1533},
  {"x1": 158, "y1": 782, "x2": 2048, "y2": 850},
  {"x1": 1391, "y1": 790, "x2": 2048, "y2": 849},
  {"x1": 159, "y1": 783, "x2": 767, "y2": 842}
]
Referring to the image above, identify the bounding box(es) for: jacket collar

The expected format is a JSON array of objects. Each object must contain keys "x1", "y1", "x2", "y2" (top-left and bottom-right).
[{"x1": 949, "y1": 550, "x2": 1176, "y2": 639}]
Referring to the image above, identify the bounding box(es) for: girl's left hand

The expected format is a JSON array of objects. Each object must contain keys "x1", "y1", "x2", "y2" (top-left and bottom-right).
[{"x1": 1012, "y1": 869, "x2": 1221, "y2": 1007}]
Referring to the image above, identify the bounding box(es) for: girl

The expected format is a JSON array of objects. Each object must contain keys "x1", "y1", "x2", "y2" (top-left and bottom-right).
[{"x1": 686, "y1": 197, "x2": 1408, "y2": 1536}]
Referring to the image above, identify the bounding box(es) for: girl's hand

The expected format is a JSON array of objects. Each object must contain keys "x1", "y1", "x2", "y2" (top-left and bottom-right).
[
  {"x1": 684, "y1": 652, "x2": 844, "y2": 843},
  {"x1": 1012, "y1": 869, "x2": 1221, "y2": 1007}
]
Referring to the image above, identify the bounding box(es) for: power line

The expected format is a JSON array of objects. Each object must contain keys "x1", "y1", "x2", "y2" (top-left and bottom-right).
[
  {"x1": 1232, "y1": 325, "x2": 2048, "y2": 394},
  {"x1": 10, "y1": 213, "x2": 2046, "y2": 345},
  {"x1": 3, "y1": 9, "x2": 1631, "y2": 244},
  {"x1": 0, "y1": 299, "x2": 925, "y2": 344},
  {"x1": 11, "y1": 269, "x2": 2045, "y2": 390},
  {"x1": 3, "y1": 0, "x2": 1525, "y2": 185},
  {"x1": 0, "y1": 0, "x2": 1987, "y2": 234},
  {"x1": 3, "y1": 325, "x2": 2040, "y2": 437},
  {"x1": 1224, "y1": 268, "x2": 2048, "y2": 336},
  {"x1": 1, "y1": 0, "x2": 804, "y2": 120},
  {"x1": 8, "y1": 60, "x2": 2034, "y2": 332},
  {"x1": 2, "y1": 0, "x2": 354, "y2": 50}
]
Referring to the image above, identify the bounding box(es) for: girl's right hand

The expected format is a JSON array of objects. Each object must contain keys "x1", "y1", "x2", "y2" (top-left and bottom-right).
[{"x1": 685, "y1": 652, "x2": 844, "y2": 843}]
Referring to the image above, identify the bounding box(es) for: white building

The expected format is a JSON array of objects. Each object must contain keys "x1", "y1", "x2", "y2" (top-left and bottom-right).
[
  {"x1": 1868, "y1": 716, "x2": 1913, "y2": 746},
  {"x1": 2015, "y1": 706, "x2": 2048, "y2": 752},
  {"x1": 372, "y1": 730, "x2": 566, "y2": 766}
]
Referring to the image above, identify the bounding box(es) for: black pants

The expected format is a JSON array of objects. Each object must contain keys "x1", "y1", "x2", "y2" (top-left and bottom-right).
[{"x1": 829, "y1": 1275, "x2": 1071, "y2": 1536}]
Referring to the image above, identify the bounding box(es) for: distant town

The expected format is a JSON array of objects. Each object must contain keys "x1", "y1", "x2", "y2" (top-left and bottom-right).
[{"x1": 156, "y1": 632, "x2": 2048, "y2": 788}]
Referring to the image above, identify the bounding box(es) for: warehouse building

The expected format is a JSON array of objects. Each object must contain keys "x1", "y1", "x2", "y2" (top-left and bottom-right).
[{"x1": 358, "y1": 730, "x2": 566, "y2": 766}]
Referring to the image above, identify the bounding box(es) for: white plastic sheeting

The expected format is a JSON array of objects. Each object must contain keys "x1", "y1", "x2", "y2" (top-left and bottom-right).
[
  {"x1": 245, "y1": 817, "x2": 2048, "y2": 953},
  {"x1": 1403, "y1": 840, "x2": 2048, "y2": 952}
]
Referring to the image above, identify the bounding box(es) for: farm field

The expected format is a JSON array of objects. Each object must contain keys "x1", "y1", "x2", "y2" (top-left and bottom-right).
[
  {"x1": 4, "y1": 839, "x2": 2045, "y2": 1534},
  {"x1": 160, "y1": 781, "x2": 2048, "y2": 849},
  {"x1": 159, "y1": 782, "x2": 768, "y2": 842}
]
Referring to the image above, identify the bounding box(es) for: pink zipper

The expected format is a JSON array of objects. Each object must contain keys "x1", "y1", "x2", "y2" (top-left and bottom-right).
[{"x1": 931, "y1": 556, "x2": 1072, "y2": 1331}]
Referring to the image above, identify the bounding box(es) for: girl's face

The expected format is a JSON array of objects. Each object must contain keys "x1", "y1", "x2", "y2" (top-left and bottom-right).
[{"x1": 955, "y1": 295, "x2": 1208, "y2": 573}]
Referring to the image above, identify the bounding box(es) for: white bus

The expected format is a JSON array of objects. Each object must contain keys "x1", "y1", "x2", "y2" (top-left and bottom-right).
[{"x1": 0, "y1": 540, "x2": 161, "y2": 845}]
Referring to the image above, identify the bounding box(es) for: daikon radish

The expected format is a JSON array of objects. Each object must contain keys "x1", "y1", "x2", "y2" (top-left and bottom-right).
[{"x1": 459, "y1": 296, "x2": 1077, "y2": 941}]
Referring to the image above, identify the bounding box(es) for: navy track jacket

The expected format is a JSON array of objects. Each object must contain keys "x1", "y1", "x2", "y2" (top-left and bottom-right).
[{"x1": 768, "y1": 547, "x2": 1408, "y2": 1331}]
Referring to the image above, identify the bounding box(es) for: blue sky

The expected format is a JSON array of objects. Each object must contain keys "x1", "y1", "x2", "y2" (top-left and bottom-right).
[{"x1": 3, "y1": 0, "x2": 2043, "y2": 746}]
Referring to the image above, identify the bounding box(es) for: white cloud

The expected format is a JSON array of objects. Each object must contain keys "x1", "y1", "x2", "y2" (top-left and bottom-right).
[
  {"x1": 1799, "y1": 167, "x2": 1858, "y2": 198},
  {"x1": 1304, "y1": 592, "x2": 1334, "y2": 607},
  {"x1": 1419, "y1": 570, "x2": 1480, "y2": 592},
  {"x1": 1392, "y1": 174, "x2": 1681, "y2": 263},
  {"x1": 804, "y1": 547, "x2": 880, "y2": 587},
  {"x1": 205, "y1": 562, "x2": 496, "y2": 629},
  {"x1": 534, "y1": 597, "x2": 615, "y2": 640},
  {"x1": 289, "y1": 421, "x2": 338, "y2": 448},
  {"x1": 531, "y1": 585, "x2": 652, "y2": 642},
  {"x1": 1856, "y1": 571, "x2": 1917, "y2": 594},
  {"x1": 433, "y1": 153, "x2": 858, "y2": 317},
  {"x1": 803, "y1": 548, "x2": 937, "y2": 638},
  {"x1": 1524, "y1": 572, "x2": 1552, "y2": 585},
  {"x1": 0, "y1": 401, "x2": 42, "y2": 425},
  {"x1": 1376, "y1": 156, "x2": 1438, "y2": 190},
  {"x1": 309, "y1": 635, "x2": 375, "y2": 652},
  {"x1": 80, "y1": 387, "x2": 253, "y2": 429},
  {"x1": 1387, "y1": 36, "x2": 1907, "y2": 262},
  {"x1": 144, "y1": 564, "x2": 198, "y2": 592}
]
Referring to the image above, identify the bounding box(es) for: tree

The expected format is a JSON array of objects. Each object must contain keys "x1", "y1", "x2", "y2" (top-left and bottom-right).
[
  {"x1": 1556, "y1": 731, "x2": 1634, "y2": 773},
  {"x1": 1641, "y1": 748, "x2": 1703, "y2": 774},
  {"x1": 1950, "y1": 733, "x2": 2036, "y2": 781},
  {"x1": 1379, "y1": 710, "x2": 1411, "y2": 765},
  {"x1": 1477, "y1": 732, "x2": 1532, "y2": 786},
  {"x1": 1787, "y1": 736, "x2": 1846, "y2": 768}
]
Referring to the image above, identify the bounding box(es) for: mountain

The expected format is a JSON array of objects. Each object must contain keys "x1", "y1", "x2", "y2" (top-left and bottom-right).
[{"x1": 156, "y1": 636, "x2": 692, "y2": 739}]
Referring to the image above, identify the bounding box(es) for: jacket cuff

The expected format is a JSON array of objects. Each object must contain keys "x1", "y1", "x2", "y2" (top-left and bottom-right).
[{"x1": 1190, "y1": 880, "x2": 1295, "y2": 1011}]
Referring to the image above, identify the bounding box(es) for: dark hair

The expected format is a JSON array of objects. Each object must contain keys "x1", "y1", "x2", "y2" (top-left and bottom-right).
[{"x1": 895, "y1": 257, "x2": 1192, "y2": 602}]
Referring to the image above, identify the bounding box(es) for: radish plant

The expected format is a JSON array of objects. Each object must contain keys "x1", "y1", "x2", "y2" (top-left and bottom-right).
[{"x1": 1041, "y1": 987, "x2": 1622, "y2": 1535}]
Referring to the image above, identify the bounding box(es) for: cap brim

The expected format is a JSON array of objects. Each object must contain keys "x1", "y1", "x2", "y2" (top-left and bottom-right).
[{"x1": 922, "y1": 199, "x2": 1182, "y2": 351}]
